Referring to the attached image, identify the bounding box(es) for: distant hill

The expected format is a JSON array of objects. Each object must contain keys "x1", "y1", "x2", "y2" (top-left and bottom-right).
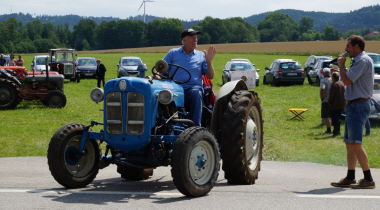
[
  {"x1": 245, "y1": 5, "x2": 380, "y2": 32},
  {"x1": 1, "y1": 5, "x2": 379, "y2": 32}
]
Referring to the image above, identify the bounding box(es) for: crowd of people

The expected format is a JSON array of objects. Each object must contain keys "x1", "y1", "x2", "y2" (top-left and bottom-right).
[{"x1": 0, "y1": 54, "x2": 24, "y2": 67}]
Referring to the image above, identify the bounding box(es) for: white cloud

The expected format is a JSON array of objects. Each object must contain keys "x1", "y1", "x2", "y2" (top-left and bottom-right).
[{"x1": 0, "y1": 0, "x2": 378, "y2": 20}]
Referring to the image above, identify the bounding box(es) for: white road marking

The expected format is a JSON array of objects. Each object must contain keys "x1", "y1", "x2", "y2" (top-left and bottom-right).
[
  {"x1": 0, "y1": 188, "x2": 182, "y2": 197},
  {"x1": 296, "y1": 194, "x2": 380, "y2": 199}
]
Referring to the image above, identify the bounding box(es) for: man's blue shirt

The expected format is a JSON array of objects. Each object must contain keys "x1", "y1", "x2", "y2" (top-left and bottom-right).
[{"x1": 163, "y1": 47, "x2": 208, "y2": 89}]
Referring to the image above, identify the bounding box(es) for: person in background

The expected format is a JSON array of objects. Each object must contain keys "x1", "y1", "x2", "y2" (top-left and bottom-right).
[
  {"x1": 0, "y1": 54, "x2": 6, "y2": 66},
  {"x1": 8, "y1": 54, "x2": 16, "y2": 66},
  {"x1": 331, "y1": 35, "x2": 375, "y2": 189},
  {"x1": 95, "y1": 59, "x2": 106, "y2": 88},
  {"x1": 328, "y1": 72, "x2": 345, "y2": 137},
  {"x1": 320, "y1": 68, "x2": 332, "y2": 134},
  {"x1": 15, "y1": 55, "x2": 24, "y2": 66}
]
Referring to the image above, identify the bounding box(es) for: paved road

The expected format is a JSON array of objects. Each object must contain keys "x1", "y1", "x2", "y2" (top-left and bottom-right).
[{"x1": 0, "y1": 157, "x2": 379, "y2": 209}]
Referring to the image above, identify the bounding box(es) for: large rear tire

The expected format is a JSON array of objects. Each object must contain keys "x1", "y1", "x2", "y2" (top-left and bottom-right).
[
  {"x1": 0, "y1": 78, "x2": 21, "y2": 110},
  {"x1": 47, "y1": 123, "x2": 100, "y2": 188},
  {"x1": 219, "y1": 90, "x2": 263, "y2": 184},
  {"x1": 117, "y1": 165, "x2": 153, "y2": 181},
  {"x1": 171, "y1": 127, "x2": 220, "y2": 197}
]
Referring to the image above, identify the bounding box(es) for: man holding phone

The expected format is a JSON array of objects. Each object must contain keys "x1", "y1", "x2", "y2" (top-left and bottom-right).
[{"x1": 331, "y1": 35, "x2": 375, "y2": 189}]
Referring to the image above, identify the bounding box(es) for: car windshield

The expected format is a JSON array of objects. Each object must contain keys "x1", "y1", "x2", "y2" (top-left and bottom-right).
[
  {"x1": 322, "y1": 61, "x2": 335, "y2": 68},
  {"x1": 36, "y1": 57, "x2": 47, "y2": 65},
  {"x1": 122, "y1": 59, "x2": 142, "y2": 66},
  {"x1": 280, "y1": 62, "x2": 298, "y2": 70},
  {"x1": 374, "y1": 79, "x2": 380, "y2": 93},
  {"x1": 78, "y1": 59, "x2": 96, "y2": 66},
  {"x1": 369, "y1": 54, "x2": 380, "y2": 64},
  {"x1": 230, "y1": 63, "x2": 254, "y2": 71}
]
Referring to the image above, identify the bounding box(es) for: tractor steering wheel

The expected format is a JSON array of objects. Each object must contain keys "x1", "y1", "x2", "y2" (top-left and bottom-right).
[{"x1": 151, "y1": 60, "x2": 192, "y2": 84}]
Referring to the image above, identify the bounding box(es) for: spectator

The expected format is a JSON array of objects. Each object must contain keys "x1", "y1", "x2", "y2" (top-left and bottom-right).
[
  {"x1": 96, "y1": 59, "x2": 106, "y2": 88},
  {"x1": 15, "y1": 55, "x2": 24, "y2": 66},
  {"x1": 8, "y1": 54, "x2": 16, "y2": 66},
  {"x1": 320, "y1": 68, "x2": 332, "y2": 134},
  {"x1": 0, "y1": 54, "x2": 6, "y2": 66},
  {"x1": 328, "y1": 72, "x2": 345, "y2": 137}
]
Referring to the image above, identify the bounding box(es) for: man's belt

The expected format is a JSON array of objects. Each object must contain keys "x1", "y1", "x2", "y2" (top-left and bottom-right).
[{"x1": 347, "y1": 98, "x2": 370, "y2": 104}]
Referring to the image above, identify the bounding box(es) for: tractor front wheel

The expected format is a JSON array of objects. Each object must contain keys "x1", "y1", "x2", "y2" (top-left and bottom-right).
[
  {"x1": 43, "y1": 90, "x2": 66, "y2": 108},
  {"x1": 171, "y1": 127, "x2": 220, "y2": 197},
  {"x1": 117, "y1": 165, "x2": 153, "y2": 181},
  {"x1": 0, "y1": 78, "x2": 21, "y2": 110},
  {"x1": 219, "y1": 90, "x2": 263, "y2": 184},
  {"x1": 47, "y1": 123, "x2": 100, "y2": 188}
]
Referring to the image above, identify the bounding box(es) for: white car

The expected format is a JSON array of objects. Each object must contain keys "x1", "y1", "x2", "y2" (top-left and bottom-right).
[
  {"x1": 31, "y1": 55, "x2": 49, "y2": 72},
  {"x1": 223, "y1": 58, "x2": 260, "y2": 87},
  {"x1": 369, "y1": 74, "x2": 380, "y2": 120}
]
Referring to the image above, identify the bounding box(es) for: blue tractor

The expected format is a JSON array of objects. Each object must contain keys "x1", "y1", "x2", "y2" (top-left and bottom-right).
[{"x1": 47, "y1": 60, "x2": 263, "y2": 197}]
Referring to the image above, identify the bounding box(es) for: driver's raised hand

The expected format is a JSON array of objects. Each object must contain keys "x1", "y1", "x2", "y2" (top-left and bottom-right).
[{"x1": 203, "y1": 46, "x2": 216, "y2": 63}]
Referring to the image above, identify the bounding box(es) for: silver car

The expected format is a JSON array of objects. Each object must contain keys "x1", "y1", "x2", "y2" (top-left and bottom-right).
[
  {"x1": 222, "y1": 59, "x2": 259, "y2": 87},
  {"x1": 369, "y1": 74, "x2": 380, "y2": 120},
  {"x1": 117, "y1": 56, "x2": 147, "y2": 78},
  {"x1": 31, "y1": 55, "x2": 49, "y2": 72}
]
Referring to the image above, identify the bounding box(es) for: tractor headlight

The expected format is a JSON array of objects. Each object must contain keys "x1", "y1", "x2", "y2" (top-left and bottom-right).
[
  {"x1": 119, "y1": 80, "x2": 127, "y2": 91},
  {"x1": 158, "y1": 89, "x2": 173, "y2": 105},
  {"x1": 90, "y1": 88, "x2": 104, "y2": 103}
]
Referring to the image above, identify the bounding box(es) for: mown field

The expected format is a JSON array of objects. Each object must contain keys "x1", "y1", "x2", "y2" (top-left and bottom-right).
[{"x1": 1, "y1": 45, "x2": 379, "y2": 168}]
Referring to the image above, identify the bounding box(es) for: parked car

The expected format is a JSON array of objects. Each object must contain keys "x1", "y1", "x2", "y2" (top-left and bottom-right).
[
  {"x1": 368, "y1": 52, "x2": 380, "y2": 75},
  {"x1": 304, "y1": 55, "x2": 332, "y2": 84},
  {"x1": 117, "y1": 56, "x2": 147, "y2": 78},
  {"x1": 369, "y1": 74, "x2": 380, "y2": 120},
  {"x1": 31, "y1": 55, "x2": 49, "y2": 72},
  {"x1": 308, "y1": 59, "x2": 338, "y2": 85},
  {"x1": 222, "y1": 58, "x2": 259, "y2": 88},
  {"x1": 76, "y1": 57, "x2": 97, "y2": 78},
  {"x1": 263, "y1": 59, "x2": 304, "y2": 86}
]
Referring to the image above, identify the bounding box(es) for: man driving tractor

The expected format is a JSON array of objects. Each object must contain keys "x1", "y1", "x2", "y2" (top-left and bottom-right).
[{"x1": 163, "y1": 28, "x2": 216, "y2": 126}]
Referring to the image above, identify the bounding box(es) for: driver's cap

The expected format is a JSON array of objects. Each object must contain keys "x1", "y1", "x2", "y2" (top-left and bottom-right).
[{"x1": 181, "y1": 28, "x2": 201, "y2": 39}]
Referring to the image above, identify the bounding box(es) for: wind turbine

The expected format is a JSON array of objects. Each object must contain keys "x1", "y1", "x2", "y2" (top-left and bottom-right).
[{"x1": 138, "y1": 0, "x2": 154, "y2": 23}]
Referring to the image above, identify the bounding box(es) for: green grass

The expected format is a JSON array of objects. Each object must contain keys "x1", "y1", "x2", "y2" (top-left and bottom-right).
[{"x1": 1, "y1": 52, "x2": 379, "y2": 168}]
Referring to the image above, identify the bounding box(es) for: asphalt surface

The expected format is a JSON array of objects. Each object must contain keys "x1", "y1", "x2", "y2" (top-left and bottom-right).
[{"x1": 0, "y1": 157, "x2": 379, "y2": 209}]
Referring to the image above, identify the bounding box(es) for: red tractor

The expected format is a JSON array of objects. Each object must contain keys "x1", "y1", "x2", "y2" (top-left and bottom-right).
[{"x1": 0, "y1": 65, "x2": 66, "y2": 109}]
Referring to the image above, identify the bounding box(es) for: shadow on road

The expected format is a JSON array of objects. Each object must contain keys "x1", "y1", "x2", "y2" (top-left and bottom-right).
[
  {"x1": 293, "y1": 187, "x2": 346, "y2": 195},
  {"x1": 33, "y1": 177, "x2": 198, "y2": 205}
]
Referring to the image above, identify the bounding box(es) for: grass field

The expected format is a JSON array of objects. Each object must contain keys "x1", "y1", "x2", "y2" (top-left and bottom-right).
[{"x1": 1, "y1": 50, "x2": 379, "y2": 168}]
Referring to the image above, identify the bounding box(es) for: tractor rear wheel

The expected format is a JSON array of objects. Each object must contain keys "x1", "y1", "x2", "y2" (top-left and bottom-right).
[
  {"x1": 0, "y1": 78, "x2": 21, "y2": 110},
  {"x1": 43, "y1": 90, "x2": 66, "y2": 108},
  {"x1": 219, "y1": 90, "x2": 263, "y2": 184},
  {"x1": 117, "y1": 165, "x2": 153, "y2": 181},
  {"x1": 171, "y1": 127, "x2": 220, "y2": 197},
  {"x1": 47, "y1": 123, "x2": 100, "y2": 188}
]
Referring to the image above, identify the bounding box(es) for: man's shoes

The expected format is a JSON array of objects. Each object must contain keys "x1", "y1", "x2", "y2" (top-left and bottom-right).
[
  {"x1": 351, "y1": 179, "x2": 376, "y2": 189},
  {"x1": 332, "y1": 132, "x2": 340, "y2": 137},
  {"x1": 331, "y1": 178, "x2": 356, "y2": 187}
]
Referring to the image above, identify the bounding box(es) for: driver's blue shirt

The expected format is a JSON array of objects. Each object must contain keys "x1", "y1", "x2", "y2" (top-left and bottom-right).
[{"x1": 163, "y1": 47, "x2": 208, "y2": 89}]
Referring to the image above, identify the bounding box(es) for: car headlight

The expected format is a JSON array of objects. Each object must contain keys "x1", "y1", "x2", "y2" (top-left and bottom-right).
[
  {"x1": 119, "y1": 80, "x2": 127, "y2": 91},
  {"x1": 158, "y1": 89, "x2": 173, "y2": 105},
  {"x1": 90, "y1": 88, "x2": 104, "y2": 103}
]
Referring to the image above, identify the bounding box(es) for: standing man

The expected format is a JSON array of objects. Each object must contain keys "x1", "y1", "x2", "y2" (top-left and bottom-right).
[
  {"x1": 331, "y1": 35, "x2": 375, "y2": 189},
  {"x1": 0, "y1": 54, "x2": 6, "y2": 66},
  {"x1": 320, "y1": 68, "x2": 332, "y2": 134},
  {"x1": 328, "y1": 72, "x2": 345, "y2": 137},
  {"x1": 96, "y1": 59, "x2": 106, "y2": 88},
  {"x1": 15, "y1": 55, "x2": 24, "y2": 66},
  {"x1": 163, "y1": 28, "x2": 216, "y2": 126}
]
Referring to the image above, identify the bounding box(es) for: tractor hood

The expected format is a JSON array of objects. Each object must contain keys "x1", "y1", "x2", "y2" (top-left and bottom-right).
[{"x1": 104, "y1": 77, "x2": 184, "y2": 107}]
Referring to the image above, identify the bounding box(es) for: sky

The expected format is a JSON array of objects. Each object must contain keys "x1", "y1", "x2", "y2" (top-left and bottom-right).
[{"x1": 0, "y1": 0, "x2": 379, "y2": 20}]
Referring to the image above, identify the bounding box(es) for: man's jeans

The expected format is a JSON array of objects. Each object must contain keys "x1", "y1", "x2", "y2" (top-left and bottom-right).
[
  {"x1": 344, "y1": 101, "x2": 370, "y2": 144},
  {"x1": 184, "y1": 86, "x2": 203, "y2": 126}
]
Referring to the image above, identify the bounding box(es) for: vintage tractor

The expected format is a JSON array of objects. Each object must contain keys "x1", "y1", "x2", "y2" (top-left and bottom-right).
[
  {"x1": 0, "y1": 65, "x2": 66, "y2": 109},
  {"x1": 47, "y1": 60, "x2": 263, "y2": 197},
  {"x1": 48, "y1": 48, "x2": 80, "y2": 82}
]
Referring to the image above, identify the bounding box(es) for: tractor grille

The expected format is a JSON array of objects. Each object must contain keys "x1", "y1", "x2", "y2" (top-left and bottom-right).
[
  {"x1": 106, "y1": 92, "x2": 122, "y2": 134},
  {"x1": 127, "y1": 92, "x2": 144, "y2": 135},
  {"x1": 64, "y1": 63, "x2": 74, "y2": 75}
]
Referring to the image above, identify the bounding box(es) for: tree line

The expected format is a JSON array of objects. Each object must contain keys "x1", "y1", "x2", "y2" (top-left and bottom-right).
[{"x1": 1, "y1": 13, "x2": 379, "y2": 54}]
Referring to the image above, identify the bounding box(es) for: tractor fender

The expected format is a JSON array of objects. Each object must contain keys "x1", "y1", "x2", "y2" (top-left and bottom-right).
[
  {"x1": 210, "y1": 80, "x2": 248, "y2": 136},
  {"x1": 0, "y1": 69, "x2": 21, "y2": 86}
]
